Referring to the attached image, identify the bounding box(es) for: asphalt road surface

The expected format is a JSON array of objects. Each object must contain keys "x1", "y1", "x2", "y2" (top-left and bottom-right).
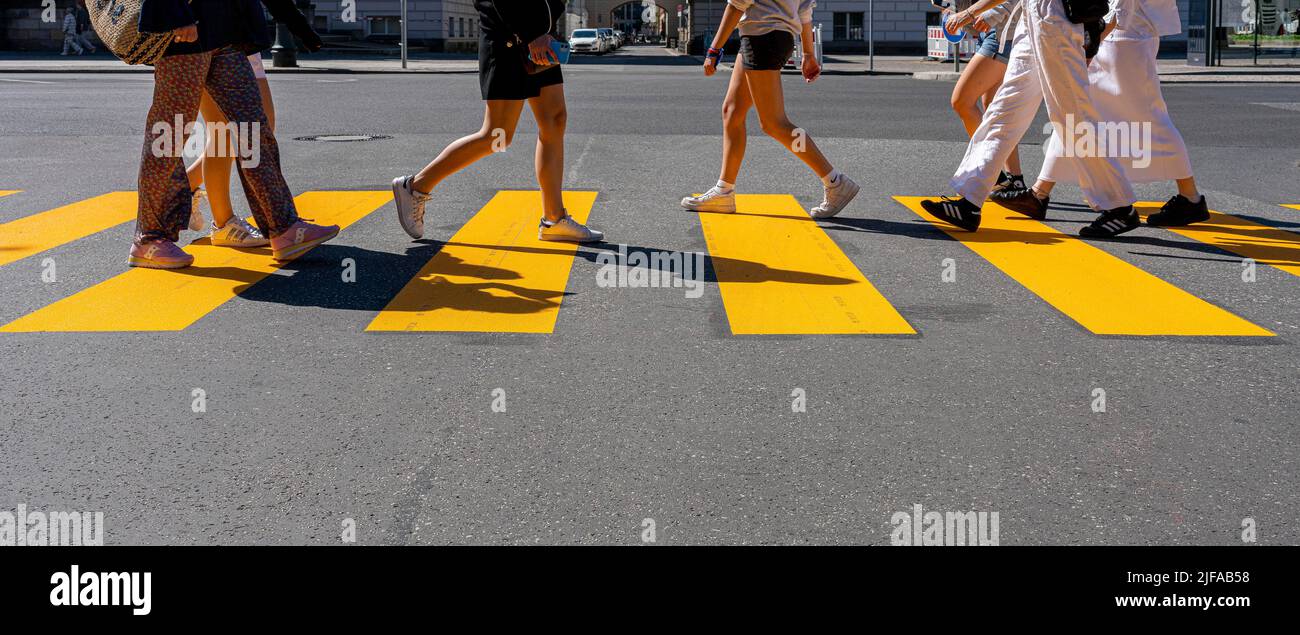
[{"x1": 1, "y1": 46, "x2": 1297, "y2": 545}]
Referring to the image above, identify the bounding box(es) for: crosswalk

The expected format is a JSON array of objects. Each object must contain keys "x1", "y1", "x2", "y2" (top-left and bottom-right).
[
  {"x1": 1133, "y1": 203, "x2": 1300, "y2": 280},
  {"x1": 895, "y1": 197, "x2": 1272, "y2": 337},
  {"x1": 0, "y1": 189, "x2": 1296, "y2": 337},
  {"x1": 2, "y1": 192, "x2": 388, "y2": 332},
  {"x1": 0, "y1": 192, "x2": 136, "y2": 268},
  {"x1": 367, "y1": 191, "x2": 597, "y2": 333},
  {"x1": 700, "y1": 194, "x2": 914, "y2": 335}
]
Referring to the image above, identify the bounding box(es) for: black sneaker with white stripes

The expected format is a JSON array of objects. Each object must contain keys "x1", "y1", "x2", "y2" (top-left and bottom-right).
[
  {"x1": 919, "y1": 196, "x2": 982, "y2": 231},
  {"x1": 1079, "y1": 206, "x2": 1140, "y2": 238}
]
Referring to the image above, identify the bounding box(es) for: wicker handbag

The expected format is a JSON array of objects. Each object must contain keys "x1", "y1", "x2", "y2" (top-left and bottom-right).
[{"x1": 86, "y1": 0, "x2": 178, "y2": 65}]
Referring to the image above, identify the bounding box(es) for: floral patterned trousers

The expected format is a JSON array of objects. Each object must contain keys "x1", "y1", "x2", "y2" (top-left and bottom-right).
[{"x1": 136, "y1": 46, "x2": 298, "y2": 243}]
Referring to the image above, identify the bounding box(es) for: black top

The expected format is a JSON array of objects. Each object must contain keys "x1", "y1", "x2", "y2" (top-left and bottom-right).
[
  {"x1": 477, "y1": 0, "x2": 564, "y2": 43},
  {"x1": 139, "y1": 0, "x2": 319, "y2": 57},
  {"x1": 76, "y1": 6, "x2": 91, "y2": 33}
]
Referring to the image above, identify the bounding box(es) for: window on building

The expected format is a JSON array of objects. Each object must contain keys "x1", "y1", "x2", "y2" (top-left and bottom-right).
[
  {"x1": 449, "y1": 17, "x2": 455, "y2": 38},
  {"x1": 833, "y1": 12, "x2": 865, "y2": 41},
  {"x1": 367, "y1": 16, "x2": 401, "y2": 36},
  {"x1": 459, "y1": 17, "x2": 466, "y2": 37}
]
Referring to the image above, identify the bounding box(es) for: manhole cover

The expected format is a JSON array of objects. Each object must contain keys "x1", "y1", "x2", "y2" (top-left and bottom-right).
[{"x1": 294, "y1": 134, "x2": 392, "y2": 142}]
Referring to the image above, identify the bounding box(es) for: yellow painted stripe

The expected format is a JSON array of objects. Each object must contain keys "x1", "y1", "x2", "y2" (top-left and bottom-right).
[
  {"x1": 0, "y1": 192, "x2": 136, "y2": 268},
  {"x1": 1136, "y1": 202, "x2": 1300, "y2": 278},
  {"x1": 2, "y1": 191, "x2": 389, "y2": 332},
  {"x1": 0, "y1": 190, "x2": 21, "y2": 198},
  {"x1": 367, "y1": 190, "x2": 598, "y2": 333},
  {"x1": 1283, "y1": 204, "x2": 1299, "y2": 211},
  {"x1": 698, "y1": 194, "x2": 913, "y2": 335},
  {"x1": 895, "y1": 196, "x2": 1271, "y2": 337}
]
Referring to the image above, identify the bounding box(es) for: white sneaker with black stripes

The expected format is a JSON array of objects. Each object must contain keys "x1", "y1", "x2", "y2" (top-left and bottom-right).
[
  {"x1": 919, "y1": 196, "x2": 982, "y2": 231},
  {"x1": 209, "y1": 217, "x2": 270, "y2": 248},
  {"x1": 681, "y1": 186, "x2": 736, "y2": 213},
  {"x1": 539, "y1": 214, "x2": 604, "y2": 243},
  {"x1": 1079, "y1": 206, "x2": 1139, "y2": 238},
  {"x1": 392, "y1": 175, "x2": 431, "y2": 239}
]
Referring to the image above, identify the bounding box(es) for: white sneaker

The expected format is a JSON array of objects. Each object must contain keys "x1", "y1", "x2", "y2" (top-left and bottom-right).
[
  {"x1": 810, "y1": 174, "x2": 860, "y2": 219},
  {"x1": 209, "y1": 217, "x2": 270, "y2": 247},
  {"x1": 539, "y1": 214, "x2": 604, "y2": 243},
  {"x1": 188, "y1": 189, "x2": 208, "y2": 231},
  {"x1": 681, "y1": 186, "x2": 736, "y2": 213},
  {"x1": 392, "y1": 175, "x2": 430, "y2": 239}
]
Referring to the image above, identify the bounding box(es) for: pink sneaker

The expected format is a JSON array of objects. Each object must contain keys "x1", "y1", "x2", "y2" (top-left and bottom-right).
[
  {"x1": 127, "y1": 239, "x2": 194, "y2": 269},
  {"x1": 270, "y1": 220, "x2": 340, "y2": 262}
]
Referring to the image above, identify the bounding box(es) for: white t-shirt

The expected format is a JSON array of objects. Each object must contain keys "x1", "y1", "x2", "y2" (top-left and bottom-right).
[
  {"x1": 728, "y1": 0, "x2": 816, "y2": 37},
  {"x1": 1108, "y1": 0, "x2": 1182, "y2": 40}
]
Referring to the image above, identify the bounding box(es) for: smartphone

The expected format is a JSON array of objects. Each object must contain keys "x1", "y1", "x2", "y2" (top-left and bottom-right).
[{"x1": 551, "y1": 40, "x2": 572, "y2": 64}]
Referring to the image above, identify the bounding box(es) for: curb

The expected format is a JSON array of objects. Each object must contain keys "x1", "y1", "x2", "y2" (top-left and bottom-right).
[{"x1": 913, "y1": 71, "x2": 962, "y2": 81}]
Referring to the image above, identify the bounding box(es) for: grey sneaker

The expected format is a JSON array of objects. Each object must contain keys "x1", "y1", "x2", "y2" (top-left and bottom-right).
[
  {"x1": 392, "y1": 175, "x2": 431, "y2": 239},
  {"x1": 681, "y1": 186, "x2": 737, "y2": 213},
  {"x1": 810, "y1": 174, "x2": 860, "y2": 219},
  {"x1": 539, "y1": 214, "x2": 604, "y2": 243}
]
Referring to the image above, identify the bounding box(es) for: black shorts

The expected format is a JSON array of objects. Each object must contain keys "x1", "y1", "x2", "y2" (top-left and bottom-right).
[
  {"x1": 740, "y1": 30, "x2": 795, "y2": 71},
  {"x1": 479, "y1": 37, "x2": 563, "y2": 101}
]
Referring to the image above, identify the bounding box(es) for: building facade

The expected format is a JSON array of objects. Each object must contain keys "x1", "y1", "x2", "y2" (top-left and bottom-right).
[
  {"x1": 8, "y1": 1, "x2": 1289, "y2": 55},
  {"x1": 309, "y1": 0, "x2": 491, "y2": 51},
  {"x1": 677, "y1": 0, "x2": 1196, "y2": 54},
  {"x1": 581, "y1": 1, "x2": 683, "y2": 38},
  {"x1": 308, "y1": 0, "x2": 595, "y2": 51}
]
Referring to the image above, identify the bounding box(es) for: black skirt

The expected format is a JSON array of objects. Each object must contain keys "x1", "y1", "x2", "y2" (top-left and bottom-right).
[
  {"x1": 740, "y1": 30, "x2": 795, "y2": 71},
  {"x1": 479, "y1": 37, "x2": 563, "y2": 101}
]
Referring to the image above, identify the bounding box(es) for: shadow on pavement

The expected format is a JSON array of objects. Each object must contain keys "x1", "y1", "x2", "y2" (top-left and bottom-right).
[
  {"x1": 227, "y1": 236, "x2": 858, "y2": 314},
  {"x1": 221, "y1": 203, "x2": 1300, "y2": 314}
]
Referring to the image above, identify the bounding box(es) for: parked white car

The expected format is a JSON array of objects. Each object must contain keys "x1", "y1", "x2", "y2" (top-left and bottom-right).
[
  {"x1": 570, "y1": 29, "x2": 608, "y2": 55},
  {"x1": 598, "y1": 28, "x2": 618, "y2": 50}
]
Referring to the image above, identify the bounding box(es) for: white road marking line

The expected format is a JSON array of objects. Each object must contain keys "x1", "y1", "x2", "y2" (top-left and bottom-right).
[
  {"x1": 0, "y1": 78, "x2": 55, "y2": 84},
  {"x1": 566, "y1": 135, "x2": 595, "y2": 183},
  {"x1": 1251, "y1": 102, "x2": 1300, "y2": 112}
]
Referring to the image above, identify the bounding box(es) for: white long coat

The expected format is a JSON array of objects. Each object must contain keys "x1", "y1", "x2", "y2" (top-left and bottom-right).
[{"x1": 1040, "y1": 0, "x2": 1193, "y2": 184}]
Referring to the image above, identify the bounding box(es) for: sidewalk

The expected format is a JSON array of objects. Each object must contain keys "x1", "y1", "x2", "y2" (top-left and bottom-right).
[
  {"x1": 821, "y1": 53, "x2": 1300, "y2": 83},
  {"x1": 670, "y1": 50, "x2": 1300, "y2": 83},
  {"x1": 0, "y1": 51, "x2": 479, "y2": 74},
  {"x1": 2, "y1": 50, "x2": 1297, "y2": 82}
]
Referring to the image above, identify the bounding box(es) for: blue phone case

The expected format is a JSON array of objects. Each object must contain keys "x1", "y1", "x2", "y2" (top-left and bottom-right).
[{"x1": 552, "y1": 40, "x2": 571, "y2": 64}]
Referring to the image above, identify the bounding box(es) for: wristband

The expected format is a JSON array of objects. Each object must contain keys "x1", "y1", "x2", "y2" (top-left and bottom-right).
[{"x1": 705, "y1": 47, "x2": 723, "y2": 63}]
